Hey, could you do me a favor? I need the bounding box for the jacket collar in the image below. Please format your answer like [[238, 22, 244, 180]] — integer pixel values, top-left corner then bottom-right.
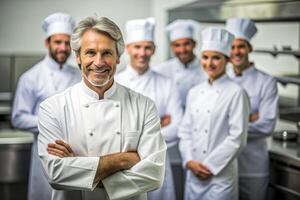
[[125, 64, 152, 80], [45, 54, 69, 71], [205, 73, 229, 89], [80, 79, 117, 101], [175, 56, 199, 70]]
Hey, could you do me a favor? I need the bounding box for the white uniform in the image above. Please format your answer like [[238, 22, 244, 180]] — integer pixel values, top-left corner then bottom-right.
[[227, 65, 278, 200], [152, 57, 207, 108], [115, 65, 183, 200], [11, 55, 81, 200], [178, 74, 250, 200], [38, 81, 167, 200]]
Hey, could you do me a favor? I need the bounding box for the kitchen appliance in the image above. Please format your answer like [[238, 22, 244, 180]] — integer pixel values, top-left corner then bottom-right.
[[0, 130, 33, 200], [273, 130, 299, 141]]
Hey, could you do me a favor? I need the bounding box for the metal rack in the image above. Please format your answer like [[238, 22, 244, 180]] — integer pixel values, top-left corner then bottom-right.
[[254, 48, 300, 122]]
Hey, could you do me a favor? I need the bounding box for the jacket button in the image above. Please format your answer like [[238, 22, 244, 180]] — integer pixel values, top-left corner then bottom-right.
[[203, 150, 206, 154], [204, 129, 208, 133], [84, 104, 89, 108], [115, 104, 119, 108], [192, 148, 196, 152], [116, 131, 120, 135], [89, 132, 93, 136]]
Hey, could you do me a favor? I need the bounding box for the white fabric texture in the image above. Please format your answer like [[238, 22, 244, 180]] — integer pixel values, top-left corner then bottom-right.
[[201, 27, 234, 57], [226, 18, 257, 42], [38, 81, 167, 200], [178, 74, 250, 200], [125, 18, 155, 44], [11, 55, 81, 200], [227, 65, 278, 178], [166, 19, 199, 42], [115, 65, 183, 200], [152, 57, 207, 108], [42, 12, 75, 38]]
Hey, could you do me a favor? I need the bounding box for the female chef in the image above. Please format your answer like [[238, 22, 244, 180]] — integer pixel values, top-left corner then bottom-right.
[[178, 27, 250, 200]]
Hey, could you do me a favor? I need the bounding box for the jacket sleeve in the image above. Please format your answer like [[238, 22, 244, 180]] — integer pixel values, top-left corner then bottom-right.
[[12, 75, 39, 133], [102, 99, 167, 200], [248, 78, 278, 137], [38, 99, 99, 191], [203, 90, 250, 175], [178, 91, 194, 168], [161, 82, 183, 148]]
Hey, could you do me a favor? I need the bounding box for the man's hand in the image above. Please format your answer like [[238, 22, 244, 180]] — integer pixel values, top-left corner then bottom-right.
[[47, 140, 75, 158], [95, 151, 140, 182], [160, 114, 171, 127], [249, 112, 259, 122], [186, 160, 213, 180]]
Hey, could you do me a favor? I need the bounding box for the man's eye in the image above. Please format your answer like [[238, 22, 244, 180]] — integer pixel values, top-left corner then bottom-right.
[[103, 51, 112, 56], [86, 51, 96, 56]]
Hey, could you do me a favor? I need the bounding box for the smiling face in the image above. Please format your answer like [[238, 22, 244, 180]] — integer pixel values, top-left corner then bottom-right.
[[76, 30, 120, 88], [46, 34, 71, 65], [230, 38, 251, 70], [170, 38, 195, 64], [126, 41, 155, 74], [201, 51, 228, 82]]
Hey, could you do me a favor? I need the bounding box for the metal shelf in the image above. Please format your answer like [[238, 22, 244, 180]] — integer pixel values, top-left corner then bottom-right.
[[254, 48, 300, 59], [276, 75, 300, 86]]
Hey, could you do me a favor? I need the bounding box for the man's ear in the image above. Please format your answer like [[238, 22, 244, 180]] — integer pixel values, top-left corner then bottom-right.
[[151, 42, 156, 54], [125, 44, 131, 54], [247, 42, 253, 53], [45, 37, 50, 48], [116, 57, 120, 64], [76, 53, 82, 69]]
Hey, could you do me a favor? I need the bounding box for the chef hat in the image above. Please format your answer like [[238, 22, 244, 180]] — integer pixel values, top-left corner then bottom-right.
[[166, 19, 199, 42], [201, 27, 234, 57], [226, 18, 257, 42], [125, 18, 155, 44], [42, 12, 75, 38]]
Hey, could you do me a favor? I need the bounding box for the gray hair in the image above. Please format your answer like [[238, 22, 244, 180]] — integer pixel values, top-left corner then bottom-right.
[[71, 16, 124, 57]]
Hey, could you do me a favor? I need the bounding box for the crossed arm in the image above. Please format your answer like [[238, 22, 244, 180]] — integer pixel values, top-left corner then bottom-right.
[[47, 140, 140, 184]]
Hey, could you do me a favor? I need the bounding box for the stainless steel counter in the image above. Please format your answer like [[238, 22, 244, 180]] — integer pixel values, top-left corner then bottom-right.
[[268, 138, 300, 167]]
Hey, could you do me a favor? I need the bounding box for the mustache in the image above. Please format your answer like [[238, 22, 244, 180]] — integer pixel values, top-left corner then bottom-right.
[[86, 64, 111, 72]]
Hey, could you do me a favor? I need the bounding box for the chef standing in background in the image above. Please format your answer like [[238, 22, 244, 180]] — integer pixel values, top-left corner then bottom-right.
[[179, 27, 250, 200], [11, 12, 81, 200], [226, 18, 279, 200], [115, 17, 183, 200], [152, 19, 207, 108]]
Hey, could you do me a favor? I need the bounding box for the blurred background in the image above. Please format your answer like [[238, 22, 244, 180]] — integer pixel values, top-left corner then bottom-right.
[[1, 0, 300, 199]]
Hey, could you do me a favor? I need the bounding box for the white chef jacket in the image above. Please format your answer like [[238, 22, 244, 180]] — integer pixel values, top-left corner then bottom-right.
[[115, 65, 183, 147], [11, 55, 81, 200], [115, 65, 183, 200], [12, 55, 81, 133], [152, 57, 207, 108], [38, 80, 167, 200], [178, 74, 250, 200], [227, 65, 278, 177]]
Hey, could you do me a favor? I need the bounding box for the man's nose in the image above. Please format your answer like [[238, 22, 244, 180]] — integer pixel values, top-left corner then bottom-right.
[[139, 48, 147, 57], [59, 43, 69, 51], [94, 54, 105, 66]]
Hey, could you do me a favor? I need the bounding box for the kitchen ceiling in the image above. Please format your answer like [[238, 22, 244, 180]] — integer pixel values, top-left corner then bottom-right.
[[169, 0, 300, 22]]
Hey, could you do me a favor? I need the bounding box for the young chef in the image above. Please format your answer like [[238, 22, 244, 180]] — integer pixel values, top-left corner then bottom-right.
[[226, 18, 279, 200], [115, 17, 183, 200], [178, 27, 250, 200]]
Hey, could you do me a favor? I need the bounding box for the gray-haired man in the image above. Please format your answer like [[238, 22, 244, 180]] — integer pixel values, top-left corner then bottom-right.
[[38, 16, 166, 200]]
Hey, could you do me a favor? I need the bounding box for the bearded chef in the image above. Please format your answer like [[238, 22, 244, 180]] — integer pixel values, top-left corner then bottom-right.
[[11, 12, 81, 200], [152, 19, 207, 108]]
